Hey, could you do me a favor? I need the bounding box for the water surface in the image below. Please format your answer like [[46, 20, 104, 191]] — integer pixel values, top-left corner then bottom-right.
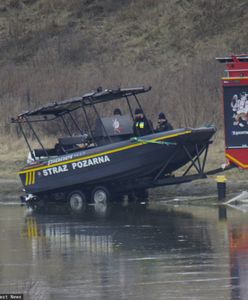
[[0, 199, 248, 299]]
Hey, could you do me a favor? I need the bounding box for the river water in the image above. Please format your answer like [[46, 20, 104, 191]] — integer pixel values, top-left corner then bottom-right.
[[0, 199, 248, 300]]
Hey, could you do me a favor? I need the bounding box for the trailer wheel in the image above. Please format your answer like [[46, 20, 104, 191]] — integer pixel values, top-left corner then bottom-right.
[[91, 186, 111, 218], [67, 190, 87, 215]]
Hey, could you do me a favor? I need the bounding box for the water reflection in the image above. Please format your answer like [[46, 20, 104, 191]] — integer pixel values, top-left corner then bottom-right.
[[24, 216, 113, 256], [1, 203, 248, 299], [229, 225, 248, 300], [219, 205, 227, 221], [20, 207, 215, 299], [23, 207, 212, 255]]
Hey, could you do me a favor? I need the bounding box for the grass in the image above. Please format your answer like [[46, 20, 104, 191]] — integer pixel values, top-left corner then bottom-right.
[[0, 135, 57, 179], [0, 0, 247, 67], [0, 137, 26, 179]]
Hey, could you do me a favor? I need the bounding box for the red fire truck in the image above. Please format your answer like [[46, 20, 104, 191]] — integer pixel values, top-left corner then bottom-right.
[[217, 54, 248, 169]]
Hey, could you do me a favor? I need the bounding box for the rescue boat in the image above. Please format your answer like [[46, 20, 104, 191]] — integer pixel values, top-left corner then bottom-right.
[[12, 86, 216, 216]]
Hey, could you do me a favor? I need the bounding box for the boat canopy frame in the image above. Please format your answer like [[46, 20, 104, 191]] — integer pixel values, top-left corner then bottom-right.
[[11, 86, 152, 160]]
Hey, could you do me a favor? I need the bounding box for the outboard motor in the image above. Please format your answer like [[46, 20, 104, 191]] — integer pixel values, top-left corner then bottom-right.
[[217, 54, 248, 169]]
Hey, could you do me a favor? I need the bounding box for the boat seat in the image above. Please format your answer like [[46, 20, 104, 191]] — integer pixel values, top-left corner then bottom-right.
[[56, 135, 91, 154], [33, 148, 57, 157], [28, 148, 57, 162]]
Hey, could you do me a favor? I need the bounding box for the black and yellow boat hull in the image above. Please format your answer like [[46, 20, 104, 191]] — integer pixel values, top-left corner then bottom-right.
[[19, 127, 215, 195]]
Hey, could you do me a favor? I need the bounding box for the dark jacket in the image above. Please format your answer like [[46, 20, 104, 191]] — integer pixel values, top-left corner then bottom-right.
[[156, 121, 173, 132], [133, 117, 153, 136]]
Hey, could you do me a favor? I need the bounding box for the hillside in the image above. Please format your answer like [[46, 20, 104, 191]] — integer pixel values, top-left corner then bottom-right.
[[0, 0, 248, 136]]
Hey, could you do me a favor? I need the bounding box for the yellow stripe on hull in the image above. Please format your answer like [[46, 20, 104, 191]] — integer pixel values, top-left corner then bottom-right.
[[25, 171, 36, 186], [19, 130, 192, 175]]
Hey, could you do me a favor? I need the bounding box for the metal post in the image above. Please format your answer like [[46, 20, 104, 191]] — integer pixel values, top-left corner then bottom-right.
[[89, 97, 112, 143], [218, 205, 227, 221], [194, 144, 202, 172], [125, 96, 134, 121], [201, 143, 209, 173], [182, 144, 208, 176], [26, 118, 48, 156], [182, 145, 201, 174], [81, 105, 96, 144], [60, 115, 72, 136], [216, 176, 227, 201], [68, 111, 84, 135], [153, 146, 180, 182], [18, 122, 36, 160]]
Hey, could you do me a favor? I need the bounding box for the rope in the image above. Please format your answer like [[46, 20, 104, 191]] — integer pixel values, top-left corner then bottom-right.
[[130, 137, 176, 146]]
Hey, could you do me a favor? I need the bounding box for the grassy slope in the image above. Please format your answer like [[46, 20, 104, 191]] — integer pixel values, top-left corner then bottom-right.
[[0, 0, 247, 67], [0, 0, 246, 125]]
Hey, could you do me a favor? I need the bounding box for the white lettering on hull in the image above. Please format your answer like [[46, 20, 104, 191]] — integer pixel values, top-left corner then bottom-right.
[[42, 155, 111, 176], [72, 155, 110, 170], [43, 164, 68, 176]]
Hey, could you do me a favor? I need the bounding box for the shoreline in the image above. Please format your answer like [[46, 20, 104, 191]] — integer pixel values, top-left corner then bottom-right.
[[0, 178, 22, 201], [1, 176, 247, 204]]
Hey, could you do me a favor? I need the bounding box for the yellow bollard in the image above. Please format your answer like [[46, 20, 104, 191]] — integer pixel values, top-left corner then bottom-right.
[[216, 175, 227, 201]]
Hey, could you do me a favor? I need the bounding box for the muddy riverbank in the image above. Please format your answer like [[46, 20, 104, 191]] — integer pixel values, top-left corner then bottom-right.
[[0, 178, 22, 201]]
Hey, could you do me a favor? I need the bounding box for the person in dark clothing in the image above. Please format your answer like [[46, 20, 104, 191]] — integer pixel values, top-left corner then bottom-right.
[[113, 108, 122, 116], [156, 112, 173, 132], [133, 108, 153, 136]]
